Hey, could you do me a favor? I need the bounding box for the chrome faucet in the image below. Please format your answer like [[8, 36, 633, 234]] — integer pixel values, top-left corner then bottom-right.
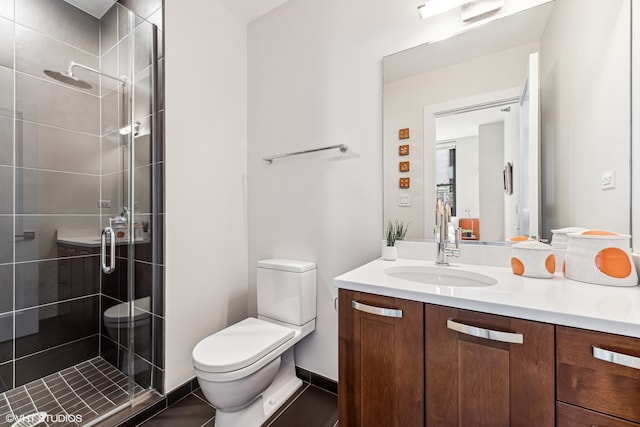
[[435, 197, 461, 266]]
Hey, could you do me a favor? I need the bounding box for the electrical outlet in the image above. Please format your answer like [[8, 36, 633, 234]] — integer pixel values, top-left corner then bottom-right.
[[98, 200, 112, 208]]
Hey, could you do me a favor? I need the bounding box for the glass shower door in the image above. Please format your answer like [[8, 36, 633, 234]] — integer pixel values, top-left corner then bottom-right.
[[0, 0, 161, 423]]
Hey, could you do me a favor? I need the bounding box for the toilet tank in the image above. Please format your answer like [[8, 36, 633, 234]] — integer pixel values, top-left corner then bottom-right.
[[257, 259, 316, 326]]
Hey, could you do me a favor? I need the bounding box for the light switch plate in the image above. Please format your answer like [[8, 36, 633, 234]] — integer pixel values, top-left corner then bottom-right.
[[398, 194, 411, 207], [601, 170, 615, 190]]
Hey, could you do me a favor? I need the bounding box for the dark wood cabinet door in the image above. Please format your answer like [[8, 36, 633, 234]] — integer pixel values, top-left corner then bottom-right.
[[338, 289, 424, 427], [556, 326, 640, 424], [425, 304, 554, 427]]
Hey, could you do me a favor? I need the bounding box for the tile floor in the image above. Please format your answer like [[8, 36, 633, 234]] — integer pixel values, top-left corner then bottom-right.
[[0, 357, 143, 427], [136, 383, 338, 427]]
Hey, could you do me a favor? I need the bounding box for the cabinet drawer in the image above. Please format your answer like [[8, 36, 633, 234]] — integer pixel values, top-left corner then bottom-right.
[[557, 402, 640, 427], [557, 326, 640, 423]]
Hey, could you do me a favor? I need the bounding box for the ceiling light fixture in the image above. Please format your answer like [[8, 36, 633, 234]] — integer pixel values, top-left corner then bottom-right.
[[417, 0, 470, 20]]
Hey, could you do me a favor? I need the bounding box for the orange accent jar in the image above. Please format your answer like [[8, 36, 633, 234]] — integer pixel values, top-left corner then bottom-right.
[[564, 230, 638, 287], [510, 241, 555, 279]]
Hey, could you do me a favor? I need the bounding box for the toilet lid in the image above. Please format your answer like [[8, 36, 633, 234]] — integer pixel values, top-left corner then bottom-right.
[[104, 297, 151, 324], [193, 318, 295, 373]]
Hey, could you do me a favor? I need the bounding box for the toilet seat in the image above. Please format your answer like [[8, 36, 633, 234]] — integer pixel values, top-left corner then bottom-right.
[[193, 318, 294, 374]]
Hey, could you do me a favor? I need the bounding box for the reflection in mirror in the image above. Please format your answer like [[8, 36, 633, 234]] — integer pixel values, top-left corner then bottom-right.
[[435, 101, 520, 241], [383, 0, 631, 243]]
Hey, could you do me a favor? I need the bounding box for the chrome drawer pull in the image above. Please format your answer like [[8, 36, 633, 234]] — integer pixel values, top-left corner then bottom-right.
[[352, 301, 403, 318], [447, 319, 523, 344], [592, 346, 640, 370]]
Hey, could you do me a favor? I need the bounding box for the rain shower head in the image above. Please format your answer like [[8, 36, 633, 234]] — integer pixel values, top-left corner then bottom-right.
[[43, 69, 93, 89], [43, 61, 127, 89]]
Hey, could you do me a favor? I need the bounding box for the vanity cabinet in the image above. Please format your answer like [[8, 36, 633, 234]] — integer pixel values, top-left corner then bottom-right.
[[556, 326, 640, 426], [338, 289, 424, 426], [424, 304, 555, 427], [338, 288, 639, 426], [57, 243, 100, 300]]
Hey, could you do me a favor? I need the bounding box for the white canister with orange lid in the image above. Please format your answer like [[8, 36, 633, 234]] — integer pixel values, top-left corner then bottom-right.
[[511, 241, 556, 279], [564, 230, 638, 287]]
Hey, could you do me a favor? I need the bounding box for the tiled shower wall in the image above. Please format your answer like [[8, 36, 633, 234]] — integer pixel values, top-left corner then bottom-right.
[[0, 0, 164, 394]]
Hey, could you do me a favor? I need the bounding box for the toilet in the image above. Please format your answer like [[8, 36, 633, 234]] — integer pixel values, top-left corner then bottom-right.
[[103, 296, 152, 373], [193, 259, 317, 427]]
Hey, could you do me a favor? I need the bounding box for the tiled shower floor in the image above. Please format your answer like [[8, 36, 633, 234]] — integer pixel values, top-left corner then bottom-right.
[[0, 357, 143, 427]]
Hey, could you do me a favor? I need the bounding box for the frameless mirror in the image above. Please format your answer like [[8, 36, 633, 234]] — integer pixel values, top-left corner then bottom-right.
[[383, 0, 631, 243]]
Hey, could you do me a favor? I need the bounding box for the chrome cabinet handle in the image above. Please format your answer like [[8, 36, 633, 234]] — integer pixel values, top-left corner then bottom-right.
[[352, 301, 403, 318], [101, 227, 116, 274], [592, 346, 640, 370], [447, 319, 523, 344]]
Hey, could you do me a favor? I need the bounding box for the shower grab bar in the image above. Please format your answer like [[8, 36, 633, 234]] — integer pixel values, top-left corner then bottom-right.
[[263, 144, 348, 164], [101, 227, 116, 274]]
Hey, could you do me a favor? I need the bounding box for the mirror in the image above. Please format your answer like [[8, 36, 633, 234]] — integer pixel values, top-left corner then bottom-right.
[[383, 0, 631, 243]]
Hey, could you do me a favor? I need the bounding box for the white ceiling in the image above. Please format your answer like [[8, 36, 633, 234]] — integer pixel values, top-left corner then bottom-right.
[[64, 0, 288, 22], [221, 0, 290, 22], [383, 2, 554, 83], [436, 102, 517, 141], [63, 0, 115, 18]]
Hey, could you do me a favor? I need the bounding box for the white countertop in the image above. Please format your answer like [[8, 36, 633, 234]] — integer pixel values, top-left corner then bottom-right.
[[333, 258, 640, 338], [57, 236, 150, 247]]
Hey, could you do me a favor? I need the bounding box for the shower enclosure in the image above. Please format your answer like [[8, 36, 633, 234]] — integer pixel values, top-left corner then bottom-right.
[[0, 0, 164, 424]]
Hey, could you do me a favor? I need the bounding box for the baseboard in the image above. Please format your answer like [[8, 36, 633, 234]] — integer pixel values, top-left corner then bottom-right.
[[295, 367, 338, 395]]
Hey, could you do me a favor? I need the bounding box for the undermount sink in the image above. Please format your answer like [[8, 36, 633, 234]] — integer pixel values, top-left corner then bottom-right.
[[384, 265, 497, 287]]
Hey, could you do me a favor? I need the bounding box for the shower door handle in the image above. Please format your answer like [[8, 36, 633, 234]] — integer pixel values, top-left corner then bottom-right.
[[101, 227, 116, 274]]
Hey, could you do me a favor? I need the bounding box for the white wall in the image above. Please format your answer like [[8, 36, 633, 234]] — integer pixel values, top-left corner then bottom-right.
[[478, 121, 505, 241], [247, 0, 547, 381], [454, 136, 480, 219], [540, 0, 630, 237], [164, 0, 248, 392]]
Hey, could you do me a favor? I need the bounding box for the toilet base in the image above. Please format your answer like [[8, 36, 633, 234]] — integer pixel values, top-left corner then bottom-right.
[[214, 348, 302, 427]]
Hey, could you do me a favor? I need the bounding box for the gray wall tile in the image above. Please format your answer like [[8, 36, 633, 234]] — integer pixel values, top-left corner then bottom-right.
[[16, 169, 100, 215], [147, 8, 162, 32], [0, 16, 13, 69], [134, 20, 153, 74], [134, 67, 151, 122], [0, 166, 13, 214], [102, 132, 123, 175], [101, 4, 118, 54], [15, 0, 99, 55], [101, 44, 118, 96], [15, 215, 99, 262], [133, 164, 151, 214], [134, 131, 151, 168], [0, 361, 13, 392], [0, 217, 12, 264], [0, 66, 14, 118], [118, 3, 131, 42], [101, 87, 121, 135], [16, 73, 99, 134], [101, 172, 124, 216], [15, 296, 99, 357], [0, 264, 12, 314], [15, 23, 99, 96], [0, 314, 12, 362], [118, 35, 130, 79], [17, 120, 100, 174], [0, 115, 13, 166]]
